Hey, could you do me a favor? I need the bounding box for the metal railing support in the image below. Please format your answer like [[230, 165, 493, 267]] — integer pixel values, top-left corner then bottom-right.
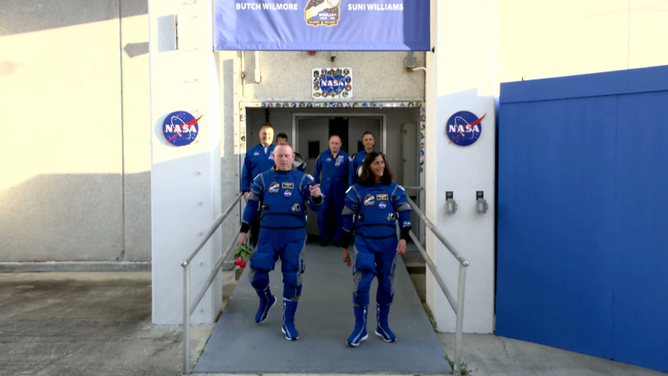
[[405, 193, 470, 376], [403, 186, 424, 244], [408, 231, 458, 311], [182, 261, 191, 373], [181, 192, 243, 375], [455, 263, 467, 374], [180, 189, 469, 375], [190, 236, 237, 314]]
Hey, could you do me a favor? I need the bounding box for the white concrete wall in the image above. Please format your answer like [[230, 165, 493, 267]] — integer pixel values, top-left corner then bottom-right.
[[241, 51, 426, 100], [0, 0, 151, 263], [424, 0, 497, 333], [496, 0, 668, 88], [425, 89, 496, 334], [122, 2, 153, 261], [149, 0, 225, 325]]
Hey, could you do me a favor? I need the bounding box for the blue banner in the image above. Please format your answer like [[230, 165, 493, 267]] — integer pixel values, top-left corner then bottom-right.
[[214, 0, 430, 51]]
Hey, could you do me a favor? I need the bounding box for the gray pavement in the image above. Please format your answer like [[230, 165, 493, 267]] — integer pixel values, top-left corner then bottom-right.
[[1, 267, 666, 376]]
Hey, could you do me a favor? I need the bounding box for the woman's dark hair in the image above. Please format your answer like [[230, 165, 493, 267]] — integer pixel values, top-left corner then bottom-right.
[[357, 151, 393, 186]]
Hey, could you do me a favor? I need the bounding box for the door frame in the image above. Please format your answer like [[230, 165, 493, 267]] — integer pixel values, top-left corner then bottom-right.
[[238, 101, 427, 245], [292, 113, 387, 154]]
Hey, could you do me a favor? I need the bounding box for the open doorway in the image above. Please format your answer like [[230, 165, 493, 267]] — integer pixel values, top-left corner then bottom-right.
[[244, 106, 421, 239], [295, 114, 382, 175], [295, 114, 382, 237]]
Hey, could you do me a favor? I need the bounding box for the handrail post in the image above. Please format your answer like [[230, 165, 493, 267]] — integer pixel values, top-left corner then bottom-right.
[[179, 192, 243, 375], [404, 193, 469, 376], [182, 261, 191, 375], [453, 263, 467, 376]]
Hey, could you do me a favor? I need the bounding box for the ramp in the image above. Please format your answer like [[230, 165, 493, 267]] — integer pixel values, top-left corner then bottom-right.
[[193, 244, 451, 374]]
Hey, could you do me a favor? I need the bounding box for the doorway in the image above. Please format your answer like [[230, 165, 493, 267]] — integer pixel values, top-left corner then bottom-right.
[[295, 114, 383, 236], [244, 106, 421, 239]]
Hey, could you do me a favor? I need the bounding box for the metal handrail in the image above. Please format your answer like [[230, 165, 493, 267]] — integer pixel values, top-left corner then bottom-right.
[[179, 189, 468, 375], [404, 190, 469, 376], [181, 192, 243, 375], [402, 186, 424, 244]]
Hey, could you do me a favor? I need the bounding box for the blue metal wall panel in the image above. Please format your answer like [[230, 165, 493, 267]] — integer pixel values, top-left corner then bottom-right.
[[497, 97, 617, 358], [497, 65, 668, 373], [613, 91, 668, 371], [500, 65, 668, 104]]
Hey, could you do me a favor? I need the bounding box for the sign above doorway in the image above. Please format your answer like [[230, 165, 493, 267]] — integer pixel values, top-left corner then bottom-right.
[[214, 0, 430, 51], [313, 68, 352, 100]]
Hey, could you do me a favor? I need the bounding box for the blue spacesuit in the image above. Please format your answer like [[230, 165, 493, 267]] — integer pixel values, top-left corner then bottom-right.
[[240, 143, 276, 193], [348, 149, 374, 186], [313, 148, 350, 245], [342, 182, 411, 346], [240, 167, 323, 340]]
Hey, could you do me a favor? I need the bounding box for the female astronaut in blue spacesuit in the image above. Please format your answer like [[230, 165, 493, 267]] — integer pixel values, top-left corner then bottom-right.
[[341, 152, 412, 347]]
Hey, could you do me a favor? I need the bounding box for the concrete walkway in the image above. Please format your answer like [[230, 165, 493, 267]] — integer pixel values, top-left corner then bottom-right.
[[1, 268, 666, 376], [195, 247, 450, 374]]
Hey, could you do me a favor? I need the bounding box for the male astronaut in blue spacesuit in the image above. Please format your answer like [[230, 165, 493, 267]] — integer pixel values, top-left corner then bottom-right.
[[340, 151, 411, 347], [275, 132, 307, 172], [241, 123, 276, 201], [313, 134, 349, 246], [237, 143, 323, 340], [348, 131, 376, 186]]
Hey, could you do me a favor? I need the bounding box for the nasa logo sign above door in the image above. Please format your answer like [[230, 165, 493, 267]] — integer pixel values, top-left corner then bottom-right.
[[445, 111, 486, 146]]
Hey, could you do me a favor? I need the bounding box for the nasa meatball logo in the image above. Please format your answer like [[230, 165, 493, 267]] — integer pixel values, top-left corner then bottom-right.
[[446, 111, 486, 146], [162, 111, 202, 146], [378, 202, 387, 210]]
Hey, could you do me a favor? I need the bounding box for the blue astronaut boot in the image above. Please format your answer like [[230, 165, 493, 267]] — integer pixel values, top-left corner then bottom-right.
[[375, 304, 396, 342], [281, 298, 299, 340], [346, 305, 368, 347], [254, 287, 277, 324]]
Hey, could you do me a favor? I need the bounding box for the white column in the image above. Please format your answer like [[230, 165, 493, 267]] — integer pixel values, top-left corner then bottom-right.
[[149, 0, 223, 325], [424, 0, 497, 333]]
